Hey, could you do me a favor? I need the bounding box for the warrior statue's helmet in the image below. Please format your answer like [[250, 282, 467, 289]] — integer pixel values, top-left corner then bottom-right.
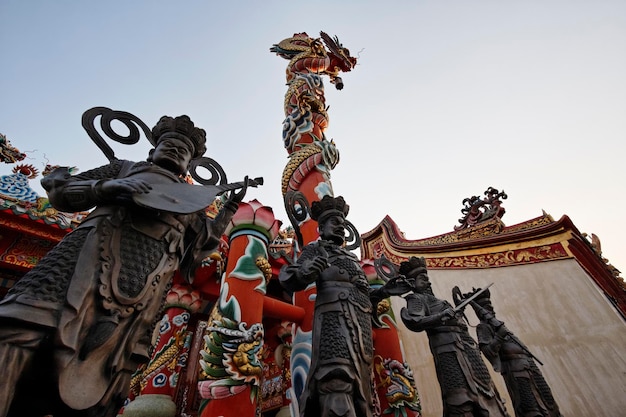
[[151, 115, 207, 159], [399, 256, 428, 277], [310, 195, 349, 225]]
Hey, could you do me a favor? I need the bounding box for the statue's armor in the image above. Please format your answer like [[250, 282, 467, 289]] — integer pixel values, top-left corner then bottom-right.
[[421, 294, 494, 397], [280, 240, 374, 417], [401, 292, 509, 417], [314, 243, 373, 365], [477, 323, 561, 417], [7, 228, 89, 306]]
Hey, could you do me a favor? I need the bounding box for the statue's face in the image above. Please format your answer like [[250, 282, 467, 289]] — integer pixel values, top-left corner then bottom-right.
[[319, 214, 345, 245], [408, 268, 431, 293], [151, 138, 193, 175]]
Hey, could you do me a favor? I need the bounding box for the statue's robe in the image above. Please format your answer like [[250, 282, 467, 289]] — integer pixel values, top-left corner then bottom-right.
[[0, 160, 223, 416]]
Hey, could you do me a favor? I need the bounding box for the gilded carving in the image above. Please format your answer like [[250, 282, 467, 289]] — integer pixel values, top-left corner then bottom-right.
[[0, 235, 55, 268], [427, 244, 569, 269]]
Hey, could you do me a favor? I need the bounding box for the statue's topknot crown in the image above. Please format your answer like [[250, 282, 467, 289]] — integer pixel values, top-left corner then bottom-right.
[[399, 256, 428, 276], [151, 115, 207, 159], [310, 195, 349, 224]]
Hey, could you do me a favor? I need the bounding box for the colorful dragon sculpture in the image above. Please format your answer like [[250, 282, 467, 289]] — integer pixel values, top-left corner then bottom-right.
[[375, 356, 422, 417], [271, 32, 358, 245], [198, 313, 265, 404], [270, 31, 357, 91]]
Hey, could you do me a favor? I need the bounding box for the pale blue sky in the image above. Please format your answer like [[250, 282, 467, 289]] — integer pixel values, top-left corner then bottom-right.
[[1, 1, 625, 272]]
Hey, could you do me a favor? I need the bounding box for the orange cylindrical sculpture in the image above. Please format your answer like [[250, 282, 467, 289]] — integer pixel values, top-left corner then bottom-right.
[[198, 200, 280, 417]]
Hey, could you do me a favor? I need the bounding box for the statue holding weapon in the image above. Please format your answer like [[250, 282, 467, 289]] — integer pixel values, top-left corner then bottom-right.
[[377, 256, 510, 417], [0, 108, 259, 417], [457, 287, 563, 417]]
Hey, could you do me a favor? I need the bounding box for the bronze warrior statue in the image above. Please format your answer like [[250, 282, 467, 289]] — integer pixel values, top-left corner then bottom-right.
[[467, 288, 562, 417], [279, 195, 376, 417], [381, 256, 510, 417], [0, 115, 247, 417]]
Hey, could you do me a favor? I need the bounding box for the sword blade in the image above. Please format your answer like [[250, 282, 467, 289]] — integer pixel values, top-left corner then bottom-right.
[[453, 282, 494, 312]]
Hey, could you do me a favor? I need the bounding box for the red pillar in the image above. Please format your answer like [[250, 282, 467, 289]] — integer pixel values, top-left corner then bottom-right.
[[363, 260, 422, 417], [198, 200, 281, 417]]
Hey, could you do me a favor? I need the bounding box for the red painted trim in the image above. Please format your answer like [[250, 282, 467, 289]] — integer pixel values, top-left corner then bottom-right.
[[0, 210, 69, 241]]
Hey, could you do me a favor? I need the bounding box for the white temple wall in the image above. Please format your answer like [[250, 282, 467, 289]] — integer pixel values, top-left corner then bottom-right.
[[392, 258, 626, 416]]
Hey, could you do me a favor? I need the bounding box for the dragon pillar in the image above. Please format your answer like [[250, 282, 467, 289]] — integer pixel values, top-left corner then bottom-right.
[[271, 31, 356, 247], [272, 32, 422, 417], [272, 31, 359, 414]]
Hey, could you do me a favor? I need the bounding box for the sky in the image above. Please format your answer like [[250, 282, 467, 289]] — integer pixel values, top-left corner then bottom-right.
[[1, 1, 625, 273]]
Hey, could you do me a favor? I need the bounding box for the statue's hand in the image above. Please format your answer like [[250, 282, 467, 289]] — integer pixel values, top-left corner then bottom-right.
[[300, 257, 327, 282], [441, 307, 457, 322], [382, 276, 413, 296], [225, 175, 248, 211], [97, 178, 152, 200]]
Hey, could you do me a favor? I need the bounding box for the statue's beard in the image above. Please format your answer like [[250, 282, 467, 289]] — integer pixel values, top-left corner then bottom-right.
[[320, 230, 345, 246]]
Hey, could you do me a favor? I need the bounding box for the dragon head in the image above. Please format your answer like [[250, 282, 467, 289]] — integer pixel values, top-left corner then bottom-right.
[[320, 31, 357, 71], [320, 31, 357, 90]]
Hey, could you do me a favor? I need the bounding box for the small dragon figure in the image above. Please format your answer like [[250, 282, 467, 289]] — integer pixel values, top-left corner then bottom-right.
[[375, 356, 422, 417], [0, 133, 26, 164], [198, 314, 264, 401]]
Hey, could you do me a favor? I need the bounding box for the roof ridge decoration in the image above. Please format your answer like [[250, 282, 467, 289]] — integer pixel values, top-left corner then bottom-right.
[[0, 164, 87, 230], [360, 213, 561, 262], [454, 187, 507, 231], [586, 232, 624, 287], [1, 165, 40, 203], [0, 133, 27, 164]]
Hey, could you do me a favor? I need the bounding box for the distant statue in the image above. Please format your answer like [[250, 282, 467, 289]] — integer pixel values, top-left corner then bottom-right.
[[0, 115, 249, 417], [464, 287, 562, 417], [383, 256, 510, 417], [279, 195, 376, 417]]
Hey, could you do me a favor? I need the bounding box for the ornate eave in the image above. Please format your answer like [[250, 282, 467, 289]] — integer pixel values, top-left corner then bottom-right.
[[361, 213, 556, 260], [0, 197, 86, 240], [0, 195, 87, 278], [361, 213, 626, 317]]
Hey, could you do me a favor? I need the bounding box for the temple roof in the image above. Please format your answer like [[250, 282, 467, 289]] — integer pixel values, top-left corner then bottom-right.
[[360, 213, 626, 317]]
